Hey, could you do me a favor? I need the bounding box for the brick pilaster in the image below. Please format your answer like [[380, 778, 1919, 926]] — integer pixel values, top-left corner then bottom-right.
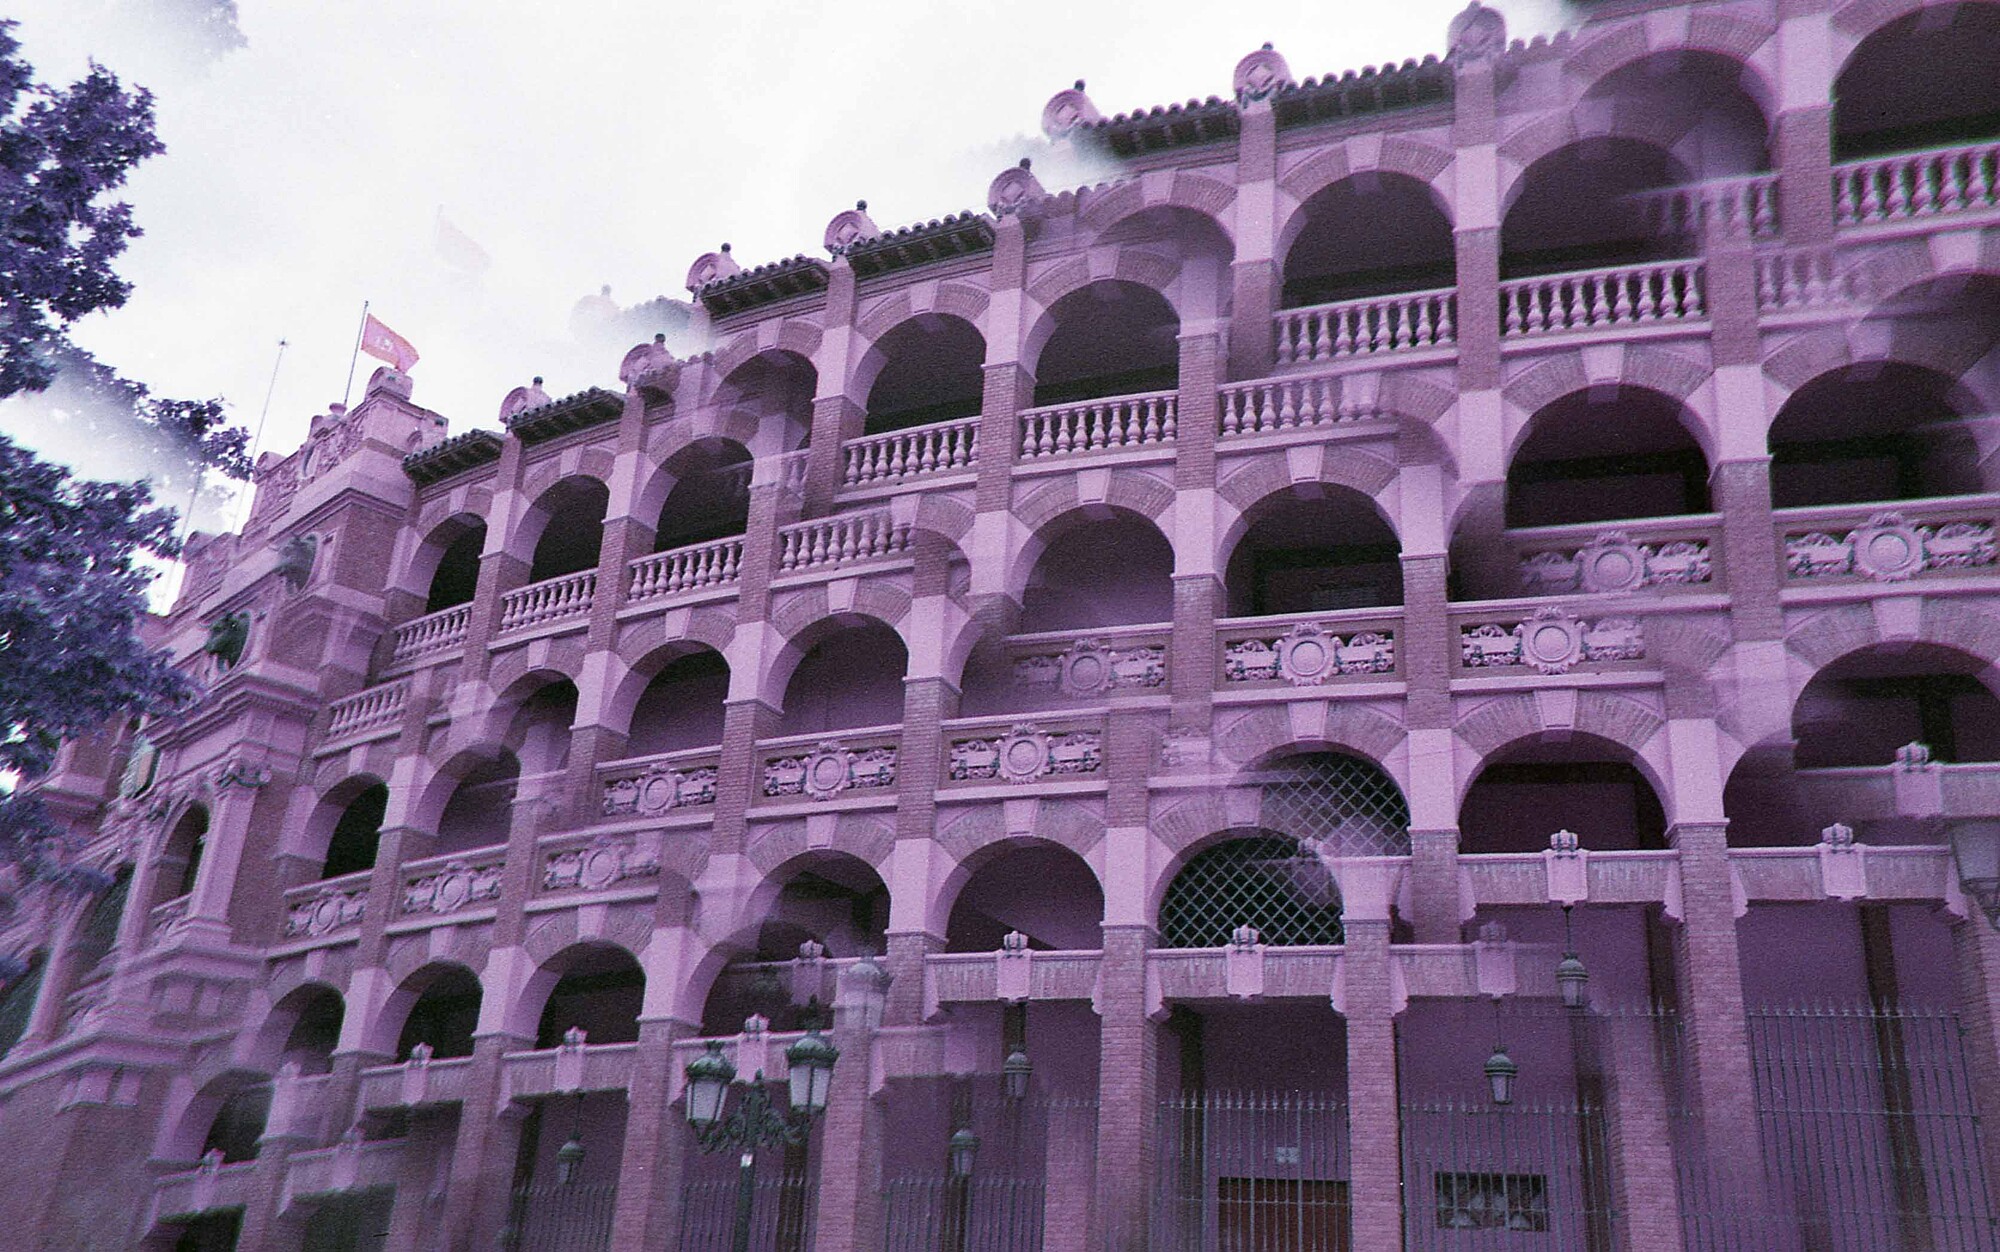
[[803, 261, 860, 518], [459, 434, 529, 688], [1408, 828, 1462, 945], [608, 1016, 699, 1249], [1229, 99, 1279, 382], [1664, 822, 1763, 1176], [811, 969, 889, 1252], [1777, 106, 1836, 247], [1093, 923, 1159, 1252], [1596, 1013, 1685, 1252], [1342, 918, 1403, 1251], [1169, 573, 1220, 727], [708, 699, 781, 858], [1712, 460, 1784, 643], [438, 1031, 533, 1252], [1949, 916, 2000, 1215]]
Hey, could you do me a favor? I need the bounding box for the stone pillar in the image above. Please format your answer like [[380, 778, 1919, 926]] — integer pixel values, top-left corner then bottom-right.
[[382, 1111, 454, 1252], [1664, 822, 1763, 1176], [1407, 829, 1462, 944], [710, 699, 781, 859], [811, 959, 890, 1252], [234, 1065, 315, 1252], [1229, 99, 1279, 381], [437, 1031, 534, 1252], [1341, 918, 1403, 1252], [1402, 547, 1460, 943], [1949, 916, 2000, 1215], [1451, 52, 1503, 393], [1093, 923, 1159, 1252], [183, 767, 272, 943], [608, 1016, 698, 1249]]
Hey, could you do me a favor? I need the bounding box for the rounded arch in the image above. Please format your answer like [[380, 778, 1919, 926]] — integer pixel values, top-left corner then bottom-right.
[[1241, 748, 1414, 858], [1575, 50, 1774, 179], [771, 614, 910, 736], [1278, 171, 1456, 308], [416, 746, 521, 856], [1456, 732, 1670, 853], [158, 1069, 271, 1164], [376, 961, 483, 1061], [855, 312, 987, 435], [305, 776, 387, 881], [157, 802, 209, 906], [512, 474, 610, 582], [1219, 484, 1404, 617], [504, 675, 579, 778], [1015, 504, 1176, 633], [1833, 1, 2000, 161], [409, 512, 486, 614], [1501, 138, 1694, 278], [636, 436, 753, 555], [695, 850, 890, 1035], [939, 838, 1105, 953], [1768, 360, 1989, 507], [248, 982, 345, 1075], [1506, 386, 1713, 528], [609, 643, 730, 755], [1792, 641, 2000, 770], [711, 347, 816, 452], [1156, 831, 1344, 949], [515, 941, 645, 1048], [1024, 279, 1182, 406]]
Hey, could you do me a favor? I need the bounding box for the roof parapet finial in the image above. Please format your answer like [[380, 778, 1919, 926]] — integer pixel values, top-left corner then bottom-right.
[[1447, 0, 1507, 63], [824, 200, 881, 257], [1043, 81, 1101, 139], [989, 157, 1047, 217], [686, 243, 742, 293], [1234, 42, 1291, 103]]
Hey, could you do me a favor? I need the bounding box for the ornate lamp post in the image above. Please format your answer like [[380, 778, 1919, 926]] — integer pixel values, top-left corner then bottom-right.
[[683, 1029, 840, 1252]]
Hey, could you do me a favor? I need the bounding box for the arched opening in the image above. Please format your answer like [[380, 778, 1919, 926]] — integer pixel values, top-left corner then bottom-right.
[[944, 843, 1103, 953], [1579, 51, 1772, 179], [526, 478, 610, 583], [1224, 487, 1403, 616], [778, 620, 908, 736], [1507, 388, 1711, 527], [394, 964, 482, 1061], [1282, 173, 1455, 307], [1501, 139, 1693, 278], [1833, 3, 2000, 161], [626, 649, 730, 757], [1160, 834, 1342, 948], [435, 751, 520, 857], [861, 314, 986, 434], [1254, 750, 1412, 857], [507, 679, 578, 778], [533, 944, 644, 1048], [1458, 738, 1668, 854], [1769, 362, 1984, 508], [653, 440, 751, 553], [1030, 280, 1180, 406], [1019, 509, 1175, 633], [68, 868, 129, 985], [271, 985, 344, 1074], [715, 349, 816, 451], [423, 519, 486, 614], [701, 853, 889, 1035], [1793, 644, 2000, 769], [202, 1082, 272, 1164], [164, 804, 210, 902], [320, 783, 386, 880], [0, 953, 45, 1058]]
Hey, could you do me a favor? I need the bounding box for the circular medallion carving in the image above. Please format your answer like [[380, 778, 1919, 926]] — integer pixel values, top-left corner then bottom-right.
[[1579, 537, 1645, 593]]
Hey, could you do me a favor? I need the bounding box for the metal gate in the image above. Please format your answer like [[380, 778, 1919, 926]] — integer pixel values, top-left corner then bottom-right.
[[881, 1177, 1048, 1252], [502, 1182, 617, 1252], [1153, 1090, 1353, 1252], [677, 1174, 816, 1252], [1400, 1100, 1616, 1251]]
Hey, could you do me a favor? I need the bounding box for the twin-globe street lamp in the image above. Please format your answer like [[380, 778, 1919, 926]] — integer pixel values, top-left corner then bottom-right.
[[683, 1030, 841, 1252]]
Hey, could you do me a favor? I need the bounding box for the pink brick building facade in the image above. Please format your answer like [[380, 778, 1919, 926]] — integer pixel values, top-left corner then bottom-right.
[[9, 0, 2000, 1247]]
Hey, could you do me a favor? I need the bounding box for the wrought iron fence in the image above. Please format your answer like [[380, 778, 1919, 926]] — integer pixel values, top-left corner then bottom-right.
[[677, 1173, 815, 1252], [502, 1181, 616, 1252], [1401, 1099, 1616, 1251], [882, 1176, 1048, 1252], [1152, 1089, 1353, 1252]]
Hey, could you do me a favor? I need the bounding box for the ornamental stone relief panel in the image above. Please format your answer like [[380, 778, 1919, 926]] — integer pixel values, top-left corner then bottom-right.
[[763, 741, 899, 800], [1519, 531, 1712, 595], [1222, 623, 1396, 685], [1786, 512, 1996, 582], [403, 859, 503, 916], [542, 837, 660, 893], [1461, 607, 1646, 675], [1013, 639, 1166, 697], [948, 724, 1104, 782], [285, 885, 366, 938], [600, 763, 719, 817]]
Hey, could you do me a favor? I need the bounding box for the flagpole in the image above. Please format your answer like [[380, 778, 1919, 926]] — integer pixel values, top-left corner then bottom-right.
[[342, 299, 370, 408], [231, 338, 289, 529]]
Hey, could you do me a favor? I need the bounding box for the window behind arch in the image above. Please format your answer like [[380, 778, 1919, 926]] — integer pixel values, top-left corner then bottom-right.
[[1258, 752, 1412, 857], [1160, 836, 1343, 949]]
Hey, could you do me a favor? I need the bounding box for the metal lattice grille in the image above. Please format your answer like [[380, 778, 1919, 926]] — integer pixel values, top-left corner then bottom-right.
[[1160, 836, 1342, 948], [1258, 752, 1411, 857]]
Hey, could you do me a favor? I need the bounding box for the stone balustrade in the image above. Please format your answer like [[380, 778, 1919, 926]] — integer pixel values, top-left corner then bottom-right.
[[758, 727, 901, 803], [1508, 516, 1720, 596], [323, 678, 410, 743], [150, 1157, 259, 1225], [500, 1037, 639, 1099], [1756, 246, 1874, 314], [1634, 172, 1781, 239], [842, 415, 978, 488], [497, 568, 596, 632], [626, 537, 742, 601], [1501, 258, 1706, 337], [150, 894, 192, 937], [283, 1136, 407, 1205], [942, 715, 1106, 787], [1018, 389, 1177, 459], [776, 509, 912, 574], [283, 872, 369, 940], [356, 1051, 475, 1111], [1216, 611, 1399, 686], [1834, 139, 2000, 228], [1273, 286, 1456, 366], [925, 949, 1103, 1006], [1218, 373, 1382, 439], [388, 603, 470, 665], [1779, 496, 1999, 585], [1458, 848, 1680, 909]]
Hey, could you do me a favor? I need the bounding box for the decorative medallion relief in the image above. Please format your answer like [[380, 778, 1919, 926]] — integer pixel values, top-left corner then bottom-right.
[[1786, 513, 1996, 582], [285, 885, 366, 938], [543, 838, 660, 893], [949, 724, 1103, 783], [1013, 639, 1165, 697], [403, 860, 503, 915], [601, 764, 718, 817], [1519, 531, 1711, 595], [1461, 607, 1645, 675], [1222, 623, 1395, 685], [763, 741, 898, 801]]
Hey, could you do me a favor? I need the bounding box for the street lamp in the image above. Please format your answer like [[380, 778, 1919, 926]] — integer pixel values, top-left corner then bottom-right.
[[555, 1093, 587, 1185], [1556, 904, 1590, 1011], [1002, 1048, 1033, 1101], [947, 1127, 980, 1179], [1484, 998, 1517, 1106], [1950, 819, 2000, 930], [682, 1029, 841, 1252]]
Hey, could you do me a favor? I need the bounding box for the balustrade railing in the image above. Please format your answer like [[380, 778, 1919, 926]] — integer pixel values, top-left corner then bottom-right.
[[595, 746, 721, 819], [1018, 389, 1177, 459], [324, 678, 410, 742], [1634, 172, 1781, 238], [626, 536, 742, 601], [1273, 286, 1456, 366], [497, 569, 595, 632], [1507, 516, 1721, 597], [389, 603, 470, 665], [1501, 259, 1705, 337], [1834, 139, 2000, 227], [1756, 247, 1874, 314], [1779, 494, 1999, 586], [842, 416, 978, 487], [776, 510, 911, 573], [1218, 374, 1382, 438]]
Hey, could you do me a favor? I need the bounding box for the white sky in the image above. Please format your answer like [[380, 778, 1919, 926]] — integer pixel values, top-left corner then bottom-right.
[[0, 0, 1569, 507]]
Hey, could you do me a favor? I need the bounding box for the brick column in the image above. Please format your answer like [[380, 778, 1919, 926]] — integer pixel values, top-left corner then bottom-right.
[[1596, 1013, 1685, 1252], [608, 1016, 698, 1248], [1342, 918, 1403, 1251], [710, 699, 781, 859], [811, 960, 890, 1252], [1229, 99, 1279, 382], [460, 434, 529, 688], [437, 1031, 534, 1252], [1712, 459, 1784, 642], [1777, 106, 1835, 246], [1093, 923, 1160, 1252], [1950, 916, 2000, 1214], [1171, 329, 1222, 731], [382, 1110, 455, 1252], [1663, 822, 1762, 1176], [1402, 549, 1461, 943], [803, 260, 860, 518]]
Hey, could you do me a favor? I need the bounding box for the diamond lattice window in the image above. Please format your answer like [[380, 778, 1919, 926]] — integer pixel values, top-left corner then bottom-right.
[[1159, 836, 1343, 948], [1257, 752, 1411, 857]]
